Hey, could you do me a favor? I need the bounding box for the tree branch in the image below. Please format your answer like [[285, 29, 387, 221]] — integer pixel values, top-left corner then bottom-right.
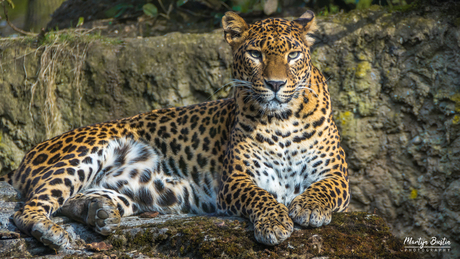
[[1, 1, 38, 36]]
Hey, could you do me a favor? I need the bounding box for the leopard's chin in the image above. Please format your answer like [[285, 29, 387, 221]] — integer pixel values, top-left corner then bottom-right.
[[257, 100, 291, 116]]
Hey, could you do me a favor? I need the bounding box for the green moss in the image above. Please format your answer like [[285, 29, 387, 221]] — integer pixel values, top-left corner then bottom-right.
[[450, 93, 460, 112], [101, 213, 417, 258], [385, 0, 420, 13], [110, 234, 126, 249], [336, 111, 357, 139], [13, 29, 123, 47], [356, 61, 371, 79], [356, 0, 373, 10], [0, 195, 20, 202], [453, 115, 460, 125], [337, 111, 354, 126], [409, 188, 418, 199], [38, 30, 124, 46]]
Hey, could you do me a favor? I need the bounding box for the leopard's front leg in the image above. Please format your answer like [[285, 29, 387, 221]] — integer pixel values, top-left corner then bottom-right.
[[289, 175, 350, 228], [218, 160, 294, 245]]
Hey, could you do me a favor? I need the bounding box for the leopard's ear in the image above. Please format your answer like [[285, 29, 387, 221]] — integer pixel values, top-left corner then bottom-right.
[[294, 10, 316, 32], [222, 12, 249, 49], [293, 10, 317, 46]]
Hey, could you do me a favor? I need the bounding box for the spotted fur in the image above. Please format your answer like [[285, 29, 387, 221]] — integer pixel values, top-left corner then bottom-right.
[[0, 10, 349, 249]]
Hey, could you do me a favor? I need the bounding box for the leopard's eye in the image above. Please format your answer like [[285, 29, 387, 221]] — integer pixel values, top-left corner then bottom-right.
[[288, 51, 301, 60], [248, 50, 262, 59]]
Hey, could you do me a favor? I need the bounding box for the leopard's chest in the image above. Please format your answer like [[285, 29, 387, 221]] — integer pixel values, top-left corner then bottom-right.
[[250, 145, 320, 206]]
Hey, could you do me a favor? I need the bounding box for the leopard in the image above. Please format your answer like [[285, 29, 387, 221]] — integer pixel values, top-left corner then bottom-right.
[[0, 10, 350, 250]]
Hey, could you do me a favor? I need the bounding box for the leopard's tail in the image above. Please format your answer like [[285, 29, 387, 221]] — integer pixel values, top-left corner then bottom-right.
[[0, 170, 14, 185]]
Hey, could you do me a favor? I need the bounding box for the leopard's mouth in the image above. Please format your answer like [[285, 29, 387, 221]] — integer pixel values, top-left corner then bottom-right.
[[256, 98, 291, 115], [252, 91, 294, 104], [238, 85, 296, 115], [272, 94, 293, 104]]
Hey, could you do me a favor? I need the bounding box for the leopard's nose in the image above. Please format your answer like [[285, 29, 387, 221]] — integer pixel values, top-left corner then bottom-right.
[[264, 80, 286, 93]]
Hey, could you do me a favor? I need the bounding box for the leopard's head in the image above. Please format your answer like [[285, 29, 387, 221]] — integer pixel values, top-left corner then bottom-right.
[[223, 11, 317, 115]]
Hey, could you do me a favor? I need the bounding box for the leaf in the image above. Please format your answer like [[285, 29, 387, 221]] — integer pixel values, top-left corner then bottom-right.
[[176, 0, 188, 7], [232, 5, 242, 12], [76, 17, 84, 27], [104, 4, 133, 18], [5, 0, 15, 9], [143, 3, 158, 17], [198, 0, 222, 10], [139, 211, 159, 218], [86, 242, 113, 252], [105, 7, 118, 18], [114, 9, 125, 18]]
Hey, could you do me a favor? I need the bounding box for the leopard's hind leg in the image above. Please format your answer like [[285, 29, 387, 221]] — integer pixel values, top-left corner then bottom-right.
[[12, 137, 161, 249], [1, 171, 71, 249], [11, 145, 103, 249], [59, 137, 164, 234]]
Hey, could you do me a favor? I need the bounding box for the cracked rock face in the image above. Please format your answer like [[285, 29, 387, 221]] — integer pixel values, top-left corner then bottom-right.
[[1, 2, 460, 258]]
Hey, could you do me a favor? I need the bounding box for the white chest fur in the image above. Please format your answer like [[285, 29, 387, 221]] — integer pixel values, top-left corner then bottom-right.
[[251, 142, 321, 206]]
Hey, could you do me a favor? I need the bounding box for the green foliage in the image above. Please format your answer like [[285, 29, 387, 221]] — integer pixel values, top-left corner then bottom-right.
[[37, 29, 123, 46], [76, 17, 84, 27], [59, 0, 417, 27], [143, 3, 158, 17], [356, 0, 373, 9], [176, 0, 189, 7], [104, 3, 134, 18], [0, 0, 27, 23], [231, 0, 263, 14], [317, 3, 341, 16], [386, 0, 418, 12], [1, 0, 15, 9]]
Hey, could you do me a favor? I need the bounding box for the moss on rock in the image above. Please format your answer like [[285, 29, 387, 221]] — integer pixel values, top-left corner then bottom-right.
[[99, 213, 416, 259]]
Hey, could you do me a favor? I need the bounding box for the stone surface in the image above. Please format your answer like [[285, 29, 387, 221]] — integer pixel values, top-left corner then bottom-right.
[[0, 179, 413, 258], [1, 2, 460, 258]]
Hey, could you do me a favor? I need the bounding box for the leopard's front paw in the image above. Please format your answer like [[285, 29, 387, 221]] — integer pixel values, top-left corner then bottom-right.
[[289, 196, 332, 228], [254, 205, 294, 245]]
